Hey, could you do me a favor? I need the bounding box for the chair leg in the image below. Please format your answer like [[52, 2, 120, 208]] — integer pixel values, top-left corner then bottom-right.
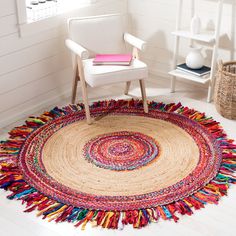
[[76, 57, 92, 125], [71, 77, 79, 105], [139, 79, 148, 113], [80, 80, 92, 125], [124, 81, 131, 95], [71, 61, 79, 104]]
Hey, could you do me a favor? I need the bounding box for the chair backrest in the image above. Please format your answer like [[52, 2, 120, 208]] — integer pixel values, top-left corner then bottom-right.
[[68, 14, 127, 58]]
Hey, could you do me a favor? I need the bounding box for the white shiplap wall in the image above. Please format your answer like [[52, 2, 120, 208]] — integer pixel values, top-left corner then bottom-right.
[[128, 0, 236, 78], [1, 0, 235, 128], [0, 0, 127, 128]]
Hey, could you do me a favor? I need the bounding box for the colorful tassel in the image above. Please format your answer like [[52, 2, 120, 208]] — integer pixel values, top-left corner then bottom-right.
[[0, 99, 235, 230]]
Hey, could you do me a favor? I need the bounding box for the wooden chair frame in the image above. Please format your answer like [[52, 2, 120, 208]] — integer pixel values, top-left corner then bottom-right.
[[66, 15, 148, 125], [71, 45, 148, 125]]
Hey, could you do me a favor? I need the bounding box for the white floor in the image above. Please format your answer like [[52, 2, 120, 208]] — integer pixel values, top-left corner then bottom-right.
[[0, 75, 236, 236]]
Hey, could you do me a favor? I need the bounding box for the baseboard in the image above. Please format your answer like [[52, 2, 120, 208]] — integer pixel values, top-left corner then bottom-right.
[[0, 87, 72, 129]]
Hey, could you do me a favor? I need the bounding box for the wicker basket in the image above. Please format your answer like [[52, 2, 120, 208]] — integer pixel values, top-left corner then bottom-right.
[[214, 60, 236, 120]]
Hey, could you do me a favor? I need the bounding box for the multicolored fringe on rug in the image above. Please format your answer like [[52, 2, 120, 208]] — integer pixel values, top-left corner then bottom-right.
[[0, 99, 236, 230]]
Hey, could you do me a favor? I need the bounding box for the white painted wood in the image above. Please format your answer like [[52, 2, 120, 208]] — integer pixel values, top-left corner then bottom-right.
[[18, 14, 63, 37], [0, 14, 18, 37], [169, 0, 224, 102], [128, 0, 236, 87], [17, 0, 127, 37], [0, 0, 233, 126], [0, 27, 65, 57], [0, 82, 72, 129], [171, 0, 183, 93], [16, 0, 27, 25], [0, 67, 72, 113], [0, 51, 71, 95], [169, 69, 211, 84], [0, 0, 128, 128], [0, 0, 15, 17], [0, 37, 66, 76], [172, 30, 216, 43], [207, 0, 223, 103]]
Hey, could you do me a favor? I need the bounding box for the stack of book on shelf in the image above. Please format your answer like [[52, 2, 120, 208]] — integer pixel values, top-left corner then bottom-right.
[[177, 63, 211, 77], [93, 54, 133, 66]]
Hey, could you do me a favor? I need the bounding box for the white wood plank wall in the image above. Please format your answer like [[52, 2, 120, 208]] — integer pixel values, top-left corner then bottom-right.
[[0, 0, 128, 128], [128, 0, 236, 77], [1, 0, 235, 128]]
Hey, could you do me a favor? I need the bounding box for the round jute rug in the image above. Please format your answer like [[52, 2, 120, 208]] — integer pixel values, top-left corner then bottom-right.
[[0, 100, 236, 230]]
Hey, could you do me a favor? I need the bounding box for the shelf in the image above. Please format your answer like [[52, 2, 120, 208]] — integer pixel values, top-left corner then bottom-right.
[[168, 69, 211, 84], [172, 30, 216, 43]]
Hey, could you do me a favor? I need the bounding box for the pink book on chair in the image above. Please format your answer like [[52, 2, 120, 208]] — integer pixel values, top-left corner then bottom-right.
[[93, 54, 133, 66]]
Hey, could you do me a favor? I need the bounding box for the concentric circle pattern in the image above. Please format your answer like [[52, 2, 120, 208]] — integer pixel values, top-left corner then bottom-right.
[[18, 106, 222, 211], [1, 100, 236, 229], [83, 131, 160, 171]]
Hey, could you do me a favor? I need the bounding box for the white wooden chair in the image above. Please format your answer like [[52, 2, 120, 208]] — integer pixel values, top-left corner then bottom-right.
[[65, 14, 148, 124]]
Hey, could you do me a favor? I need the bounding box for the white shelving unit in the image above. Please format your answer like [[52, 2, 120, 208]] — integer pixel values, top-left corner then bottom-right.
[[169, 70, 210, 84], [169, 0, 223, 103], [172, 30, 216, 43]]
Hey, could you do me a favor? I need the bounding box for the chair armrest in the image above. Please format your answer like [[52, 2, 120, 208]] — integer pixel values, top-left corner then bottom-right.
[[65, 39, 89, 60], [124, 33, 147, 51]]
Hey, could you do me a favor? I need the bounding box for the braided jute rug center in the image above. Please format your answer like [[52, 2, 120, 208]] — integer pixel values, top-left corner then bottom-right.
[[0, 100, 236, 230]]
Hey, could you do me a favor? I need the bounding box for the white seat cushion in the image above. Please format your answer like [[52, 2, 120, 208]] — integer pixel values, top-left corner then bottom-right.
[[83, 58, 148, 87]]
